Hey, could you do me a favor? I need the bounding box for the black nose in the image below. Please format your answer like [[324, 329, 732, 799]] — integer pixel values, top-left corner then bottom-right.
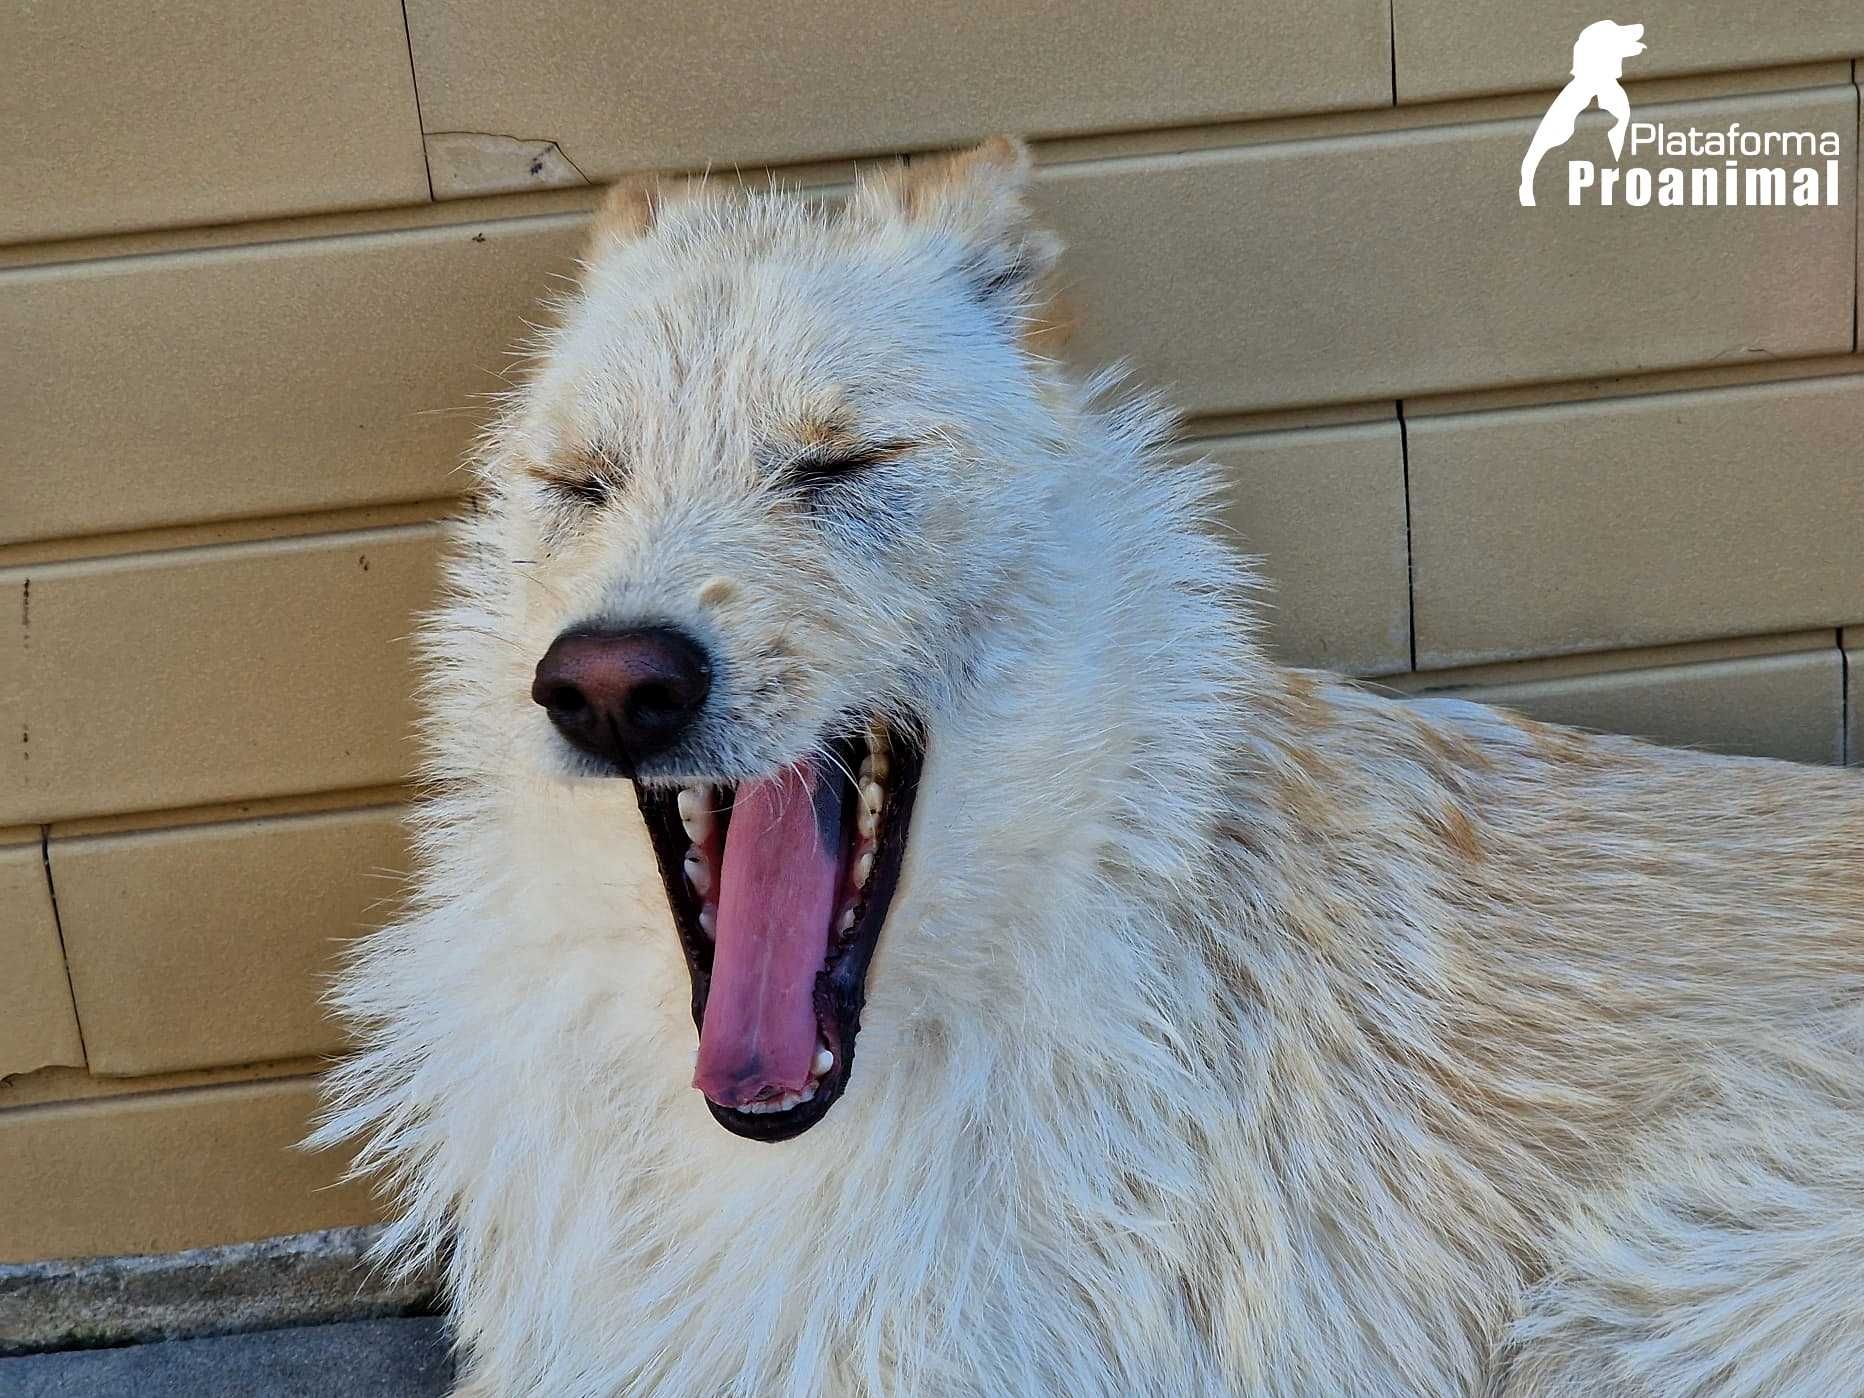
[[532, 627, 713, 774]]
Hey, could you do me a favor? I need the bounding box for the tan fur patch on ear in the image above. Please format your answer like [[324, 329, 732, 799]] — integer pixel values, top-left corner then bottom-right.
[[1021, 288, 1075, 354], [584, 175, 725, 262], [588, 179, 659, 254], [854, 136, 1065, 354], [889, 135, 1032, 219]]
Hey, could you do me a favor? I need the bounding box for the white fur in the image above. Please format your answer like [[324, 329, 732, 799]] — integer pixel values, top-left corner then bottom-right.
[[318, 142, 1864, 1397]]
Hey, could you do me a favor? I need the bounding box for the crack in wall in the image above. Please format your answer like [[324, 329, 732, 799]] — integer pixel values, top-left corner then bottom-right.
[[397, 0, 435, 202], [1387, 0, 1399, 107], [38, 828, 90, 1068]]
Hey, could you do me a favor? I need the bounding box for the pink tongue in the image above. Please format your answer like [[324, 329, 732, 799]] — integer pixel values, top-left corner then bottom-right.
[[692, 762, 843, 1108]]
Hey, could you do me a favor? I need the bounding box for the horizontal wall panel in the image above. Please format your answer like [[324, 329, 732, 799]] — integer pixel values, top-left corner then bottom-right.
[[0, 0, 428, 245], [0, 1080, 376, 1262], [0, 844, 85, 1079], [1042, 86, 1855, 415], [406, 0, 1392, 196], [1206, 421, 1410, 676], [1, 221, 580, 545], [51, 807, 411, 1077], [1, 527, 443, 825], [1408, 647, 1844, 765], [1409, 375, 1864, 667], [1395, 2, 1864, 103]]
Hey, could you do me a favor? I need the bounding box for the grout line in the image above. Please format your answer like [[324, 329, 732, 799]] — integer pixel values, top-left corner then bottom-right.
[[398, 0, 435, 203], [1387, 0, 1399, 108], [1397, 398, 1417, 672], [0, 1068, 326, 1122], [39, 827, 91, 1068], [1842, 627, 1852, 765], [0, 501, 459, 574], [1403, 354, 1864, 421], [48, 783, 411, 841], [1388, 628, 1843, 691]]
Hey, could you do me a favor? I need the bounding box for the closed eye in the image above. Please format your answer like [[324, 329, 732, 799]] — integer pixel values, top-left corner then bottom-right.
[[541, 476, 611, 509], [785, 439, 919, 490], [526, 444, 627, 513]]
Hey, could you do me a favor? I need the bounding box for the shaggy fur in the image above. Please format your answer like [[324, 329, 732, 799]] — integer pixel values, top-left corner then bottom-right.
[[318, 139, 1864, 1397]]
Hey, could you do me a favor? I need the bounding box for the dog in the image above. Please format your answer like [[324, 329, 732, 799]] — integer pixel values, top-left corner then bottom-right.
[[1519, 20, 1647, 206], [318, 137, 1864, 1395]]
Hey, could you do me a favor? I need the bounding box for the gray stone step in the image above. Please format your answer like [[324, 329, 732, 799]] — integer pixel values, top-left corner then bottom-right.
[[0, 1317, 453, 1397]]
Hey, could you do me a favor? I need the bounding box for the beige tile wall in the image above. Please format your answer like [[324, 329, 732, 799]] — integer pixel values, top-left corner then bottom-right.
[[0, 1080, 376, 1262], [50, 807, 411, 1077], [1, 5, 1858, 1262], [1394, 2, 1864, 102], [1408, 375, 1864, 667], [3, 225, 581, 543]]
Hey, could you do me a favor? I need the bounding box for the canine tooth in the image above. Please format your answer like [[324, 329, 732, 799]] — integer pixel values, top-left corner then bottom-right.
[[698, 906, 716, 937], [860, 753, 890, 783], [812, 1046, 834, 1077], [852, 847, 874, 889], [860, 780, 884, 814], [684, 851, 712, 896], [677, 787, 713, 842]]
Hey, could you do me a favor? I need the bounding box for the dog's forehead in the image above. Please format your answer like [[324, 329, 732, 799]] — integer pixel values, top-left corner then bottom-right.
[[550, 230, 950, 447]]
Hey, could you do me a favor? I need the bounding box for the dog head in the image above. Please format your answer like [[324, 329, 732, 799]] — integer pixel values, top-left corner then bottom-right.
[[1570, 20, 1646, 80], [485, 139, 1077, 1140]]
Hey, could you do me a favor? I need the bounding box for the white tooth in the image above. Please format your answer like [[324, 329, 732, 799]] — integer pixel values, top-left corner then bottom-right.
[[812, 1046, 834, 1077], [858, 806, 879, 839], [684, 851, 711, 896], [852, 847, 874, 889], [698, 906, 716, 937], [678, 786, 713, 842], [860, 780, 884, 814], [837, 906, 856, 934]]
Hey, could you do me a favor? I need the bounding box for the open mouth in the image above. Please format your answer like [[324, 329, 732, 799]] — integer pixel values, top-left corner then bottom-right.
[[633, 719, 923, 1142]]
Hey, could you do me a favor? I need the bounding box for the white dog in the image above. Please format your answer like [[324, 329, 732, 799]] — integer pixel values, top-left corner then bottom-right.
[[1520, 21, 1648, 206], [320, 139, 1864, 1396]]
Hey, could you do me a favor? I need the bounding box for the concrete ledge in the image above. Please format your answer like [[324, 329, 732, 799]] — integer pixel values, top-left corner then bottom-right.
[[0, 1316, 453, 1397], [0, 1227, 436, 1356]]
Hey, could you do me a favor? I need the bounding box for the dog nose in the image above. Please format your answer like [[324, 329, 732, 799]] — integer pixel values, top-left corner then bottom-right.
[[532, 627, 713, 773]]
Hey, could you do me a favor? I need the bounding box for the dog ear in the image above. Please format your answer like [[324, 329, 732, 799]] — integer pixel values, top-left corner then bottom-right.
[[587, 179, 658, 253], [853, 136, 1065, 334], [584, 176, 719, 260]]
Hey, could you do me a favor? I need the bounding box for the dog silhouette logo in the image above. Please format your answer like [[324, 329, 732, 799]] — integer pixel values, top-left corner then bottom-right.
[[1519, 20, 1648, 206]]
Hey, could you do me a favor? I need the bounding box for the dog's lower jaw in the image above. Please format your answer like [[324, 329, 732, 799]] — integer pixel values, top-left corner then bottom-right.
[[633, 718, 925, 1142]]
